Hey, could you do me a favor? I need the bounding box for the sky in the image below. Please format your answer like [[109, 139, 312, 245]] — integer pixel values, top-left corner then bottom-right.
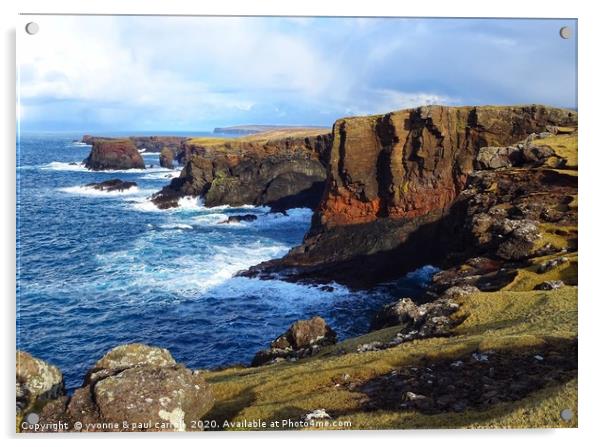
[[18, 16, 577, 132]]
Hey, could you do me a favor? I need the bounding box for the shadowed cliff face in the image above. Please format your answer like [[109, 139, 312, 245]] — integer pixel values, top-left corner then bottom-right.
[[242, 105, 577, 287], [151, 133, 332, 211]]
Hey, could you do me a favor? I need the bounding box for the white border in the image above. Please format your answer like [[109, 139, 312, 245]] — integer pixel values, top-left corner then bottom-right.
[[2, 0, 600, 446]]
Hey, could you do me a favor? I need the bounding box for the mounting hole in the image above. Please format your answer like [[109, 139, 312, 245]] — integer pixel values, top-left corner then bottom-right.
[[559, 26, 571, 39], [560, 408, 574, 421], [25, 22, 39, 35]]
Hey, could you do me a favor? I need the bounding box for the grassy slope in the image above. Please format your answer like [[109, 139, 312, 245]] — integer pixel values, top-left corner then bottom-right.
[[199, 132, 578, 430]]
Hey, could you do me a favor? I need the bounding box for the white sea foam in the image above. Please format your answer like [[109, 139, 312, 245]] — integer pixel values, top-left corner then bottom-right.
[[59, 185, 150, 197], [140, 171, 180, 180], [94, 235, 292, 297], [41, 161, 88, 172], [41, 161, 173, 174], [158, 223, 194, 230]]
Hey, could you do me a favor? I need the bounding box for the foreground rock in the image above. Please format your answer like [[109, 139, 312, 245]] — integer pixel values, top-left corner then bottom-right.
[[252, 316, 336, 366], [84, 140, 145, 171], [16, 352, 65, 425], [19, 344, 214, 432], [86, 179, 137, 192], [151, 129, 331, 211], [242, 105, 577, 287]]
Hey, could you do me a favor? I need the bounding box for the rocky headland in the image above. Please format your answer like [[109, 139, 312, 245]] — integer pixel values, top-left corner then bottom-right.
[[242, 105, 577, 287], [150, 128, 331, 211]]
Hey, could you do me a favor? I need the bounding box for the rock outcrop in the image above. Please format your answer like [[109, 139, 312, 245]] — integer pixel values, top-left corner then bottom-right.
[[16, 352, 65, 426], [151, 130, 331, 211], [242, 105, 577, 287], [252, 316, 336, 366], [159, 147, 175, 169], [82, 135, 187, 154], [18, 344, 214, 432], [84, 140, 145, 171]]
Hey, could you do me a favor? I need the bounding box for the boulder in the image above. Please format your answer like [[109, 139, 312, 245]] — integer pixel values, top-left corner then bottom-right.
[[252, 316, 336, 366], [159, 147, 175, 169], [476, 146, 522, 170], [16, 351, 65, 423], [84, 140, 145, 170], [370, 297, 460, 333], [86, 179, 137, 192], [21, 344, 214, 432], [93, 366, 212, 431]]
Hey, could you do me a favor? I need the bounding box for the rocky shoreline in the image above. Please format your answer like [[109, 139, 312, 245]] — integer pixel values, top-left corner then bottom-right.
[[18, 104, 578, 431]]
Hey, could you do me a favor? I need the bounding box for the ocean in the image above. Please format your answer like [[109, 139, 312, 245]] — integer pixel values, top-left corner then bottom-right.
[[16, 132, 438, 390]]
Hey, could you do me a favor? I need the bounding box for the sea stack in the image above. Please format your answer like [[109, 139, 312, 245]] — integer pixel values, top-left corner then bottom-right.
[[84, 139, 145, 171]]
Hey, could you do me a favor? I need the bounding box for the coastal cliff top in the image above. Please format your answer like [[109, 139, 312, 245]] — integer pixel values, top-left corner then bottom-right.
[[187, 127, 330, 147]]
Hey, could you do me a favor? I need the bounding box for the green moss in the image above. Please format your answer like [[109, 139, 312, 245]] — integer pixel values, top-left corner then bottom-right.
[[536, 133, 578, 169]]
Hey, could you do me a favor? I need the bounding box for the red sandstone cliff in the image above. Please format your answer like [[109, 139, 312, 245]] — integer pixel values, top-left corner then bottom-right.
[[242, 105, 577, 287]]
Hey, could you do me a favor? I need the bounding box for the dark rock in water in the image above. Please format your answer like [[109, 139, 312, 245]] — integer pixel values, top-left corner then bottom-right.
[[19, 344, 214, 432], [220, 214, 258, 224], [16, 351, 65, 424], [86, 179, 137, 192], [252, 316, 336, 366], [84, 139, 145, 170], [159, 147, 175, 169]]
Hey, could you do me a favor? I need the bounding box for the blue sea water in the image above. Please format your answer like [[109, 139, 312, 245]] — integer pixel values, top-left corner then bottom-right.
[[16, 132, 438, 390]]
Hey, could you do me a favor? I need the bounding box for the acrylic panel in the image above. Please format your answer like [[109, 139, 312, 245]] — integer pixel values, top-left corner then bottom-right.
[[16, 15, 578, 432]]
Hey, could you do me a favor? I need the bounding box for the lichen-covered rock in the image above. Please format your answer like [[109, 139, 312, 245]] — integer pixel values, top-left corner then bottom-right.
[[535, 280, 565, 290], [159, 147, 175, 169], [84, 140, 145, 170], [370, 297, 460, 333], [16, 351, 65, 423], [84, 343, 176, 385], [93, 366, 213, 431], [476, 146, 522, 169], [252, 316, 336, 366], [21, 344, 214, 432]]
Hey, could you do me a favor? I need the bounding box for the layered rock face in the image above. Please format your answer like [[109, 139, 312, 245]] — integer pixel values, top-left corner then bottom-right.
[[84, 140, 145, 171], [243, 105, 577, 286], [18, 344, 214, 432], [152, 132, 331, 211]]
